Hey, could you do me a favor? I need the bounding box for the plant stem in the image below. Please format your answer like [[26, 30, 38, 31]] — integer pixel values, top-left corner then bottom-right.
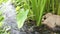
[[52, 0, 55, 14]]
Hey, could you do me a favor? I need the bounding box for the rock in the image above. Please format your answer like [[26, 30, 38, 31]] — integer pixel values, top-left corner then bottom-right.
[[10, 29, 20, 34], [42, 13, 60, 32], [19, 32, 27, 34], [35, 31, 40, 34]]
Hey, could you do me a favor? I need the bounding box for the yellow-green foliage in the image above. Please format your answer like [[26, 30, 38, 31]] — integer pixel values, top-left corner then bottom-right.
[[0, 0, 8, 4], [17, 9, 29, 28]]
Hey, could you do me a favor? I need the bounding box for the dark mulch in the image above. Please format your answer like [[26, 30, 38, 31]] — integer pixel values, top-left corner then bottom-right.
[[19, 20, 54, 34]]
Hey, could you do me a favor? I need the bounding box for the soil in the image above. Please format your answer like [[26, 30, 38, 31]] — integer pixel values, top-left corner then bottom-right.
[[19, 20, 54, 34], [19, 13, 60, 34]]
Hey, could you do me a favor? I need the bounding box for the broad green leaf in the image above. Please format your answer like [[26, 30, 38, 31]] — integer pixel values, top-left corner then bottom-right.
[[0, 22, 3, 27], [17, 9, 29, 28]]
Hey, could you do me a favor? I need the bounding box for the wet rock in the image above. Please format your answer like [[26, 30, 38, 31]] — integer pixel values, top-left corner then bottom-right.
[[10, 29, 20, 34], [19, 32, 27, 34], [35, 31, 40, 34]]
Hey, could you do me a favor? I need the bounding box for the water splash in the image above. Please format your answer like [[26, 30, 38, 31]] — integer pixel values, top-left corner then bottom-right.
[[0, 0, 20, 34], [1, 0, 16, 18]]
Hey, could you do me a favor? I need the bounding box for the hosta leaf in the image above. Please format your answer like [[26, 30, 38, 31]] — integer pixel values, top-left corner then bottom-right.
[[17, 9, 29, 28]]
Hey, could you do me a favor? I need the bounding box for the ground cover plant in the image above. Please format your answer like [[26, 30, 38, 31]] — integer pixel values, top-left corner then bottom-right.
[[0, 0, 60, 34]]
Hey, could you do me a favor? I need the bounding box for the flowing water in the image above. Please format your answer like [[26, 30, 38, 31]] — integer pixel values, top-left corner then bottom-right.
[[0, 0, 20, 34]]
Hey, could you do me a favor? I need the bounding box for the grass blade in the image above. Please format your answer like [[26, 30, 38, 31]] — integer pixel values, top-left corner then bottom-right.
[[37, 0, 47, 26]]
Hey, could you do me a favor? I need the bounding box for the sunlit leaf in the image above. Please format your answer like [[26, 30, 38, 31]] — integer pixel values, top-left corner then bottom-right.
[[17, 9, 29, 28]]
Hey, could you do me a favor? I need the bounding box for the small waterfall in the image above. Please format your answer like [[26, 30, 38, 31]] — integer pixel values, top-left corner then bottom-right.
[[0, 0, 20, 34]]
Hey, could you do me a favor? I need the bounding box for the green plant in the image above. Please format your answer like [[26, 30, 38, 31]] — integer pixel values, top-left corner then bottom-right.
[[58, 4, 60, 15], [31, 0, 47, 26], [0, 12, 9, 34], [52, 0, 55, 14], [12, 0, 30, 28], [17, 9, 29, 28], [0, 0, 8, 4], [0, 26, 10, 34]]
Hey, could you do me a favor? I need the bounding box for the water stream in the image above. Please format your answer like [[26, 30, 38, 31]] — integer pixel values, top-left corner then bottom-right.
[[0, 0, 20, 34]]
